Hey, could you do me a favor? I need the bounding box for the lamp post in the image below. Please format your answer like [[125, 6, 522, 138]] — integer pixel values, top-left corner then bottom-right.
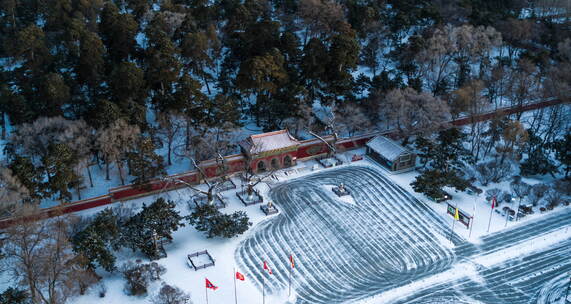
[[516, 196, 523, 221], [505, 198, 515, 227]]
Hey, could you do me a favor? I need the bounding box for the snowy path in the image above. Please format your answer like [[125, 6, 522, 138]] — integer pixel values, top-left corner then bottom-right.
[[235, 166, 571, 304]]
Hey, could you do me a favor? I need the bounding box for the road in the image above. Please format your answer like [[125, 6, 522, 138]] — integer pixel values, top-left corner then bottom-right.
[[235, 166, 571, 304]]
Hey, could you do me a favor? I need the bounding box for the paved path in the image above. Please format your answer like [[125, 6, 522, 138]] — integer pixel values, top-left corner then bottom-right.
[[235, 166, 571, 303]]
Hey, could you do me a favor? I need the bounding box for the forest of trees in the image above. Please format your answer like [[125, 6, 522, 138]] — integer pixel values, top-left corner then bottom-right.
[[0, 0, 569, 303]]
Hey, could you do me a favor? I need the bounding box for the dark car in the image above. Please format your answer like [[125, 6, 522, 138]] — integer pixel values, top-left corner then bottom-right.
[[433, 191, 453, 203]]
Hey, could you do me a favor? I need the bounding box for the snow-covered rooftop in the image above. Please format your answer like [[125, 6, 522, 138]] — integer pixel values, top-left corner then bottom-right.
[[240, 130, 300, 155], [366, 136, 411, 161]]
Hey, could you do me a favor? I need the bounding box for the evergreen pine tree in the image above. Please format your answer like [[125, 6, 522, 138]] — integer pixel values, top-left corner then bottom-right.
[[188, 204, 252, 238], [72, 227, 115, 271], [72, 208, 120, 272], [122, 198, 184, 259], [128, 137, 166, 186], [188, 203, 219, 234], [0, 287, 30, 304], [41, 143, 81, 201], [520, 149, 558, 177], [8, 156, 44, 201], [553, 132, 571, 179], [411, 169, 447, 200]]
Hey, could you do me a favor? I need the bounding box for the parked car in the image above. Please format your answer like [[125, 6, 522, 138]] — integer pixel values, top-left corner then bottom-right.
[[466, 185, 483, 195], [433, 191, 453, 203], [519, 205, 534, 215]]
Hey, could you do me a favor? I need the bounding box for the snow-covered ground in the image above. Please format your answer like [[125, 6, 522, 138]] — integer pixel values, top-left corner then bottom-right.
[[3, 152, 570, 304], [381, 160, 570, 243]]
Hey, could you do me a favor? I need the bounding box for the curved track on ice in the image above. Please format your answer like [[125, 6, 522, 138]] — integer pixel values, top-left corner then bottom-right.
[[235, 166, 571, 303]]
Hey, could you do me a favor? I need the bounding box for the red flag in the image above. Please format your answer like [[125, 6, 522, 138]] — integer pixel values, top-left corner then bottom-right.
[[289, 255, 295, 269], [205, 278, 218, 290], [263, 261, 272, 275], [491, 196, 496, 209], [236, 271, 245, 281]]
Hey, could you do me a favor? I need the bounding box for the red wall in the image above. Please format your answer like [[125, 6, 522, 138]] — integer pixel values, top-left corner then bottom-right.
[[0, 98, 567, 227]]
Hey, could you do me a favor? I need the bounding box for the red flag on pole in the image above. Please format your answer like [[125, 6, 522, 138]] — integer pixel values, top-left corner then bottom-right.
[[492, 196, 496, 209], [236, 271, 245, 281], [263, 261, 272, 275], [205, 278, 218, 290], [289, 255, 295, 269]]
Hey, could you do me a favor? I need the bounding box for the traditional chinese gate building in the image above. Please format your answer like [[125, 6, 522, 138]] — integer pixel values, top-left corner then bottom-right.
[[239, 130, 300, 173]]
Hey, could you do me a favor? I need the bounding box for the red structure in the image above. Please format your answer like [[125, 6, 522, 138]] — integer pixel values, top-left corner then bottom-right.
[[240, 130, 300, 173]]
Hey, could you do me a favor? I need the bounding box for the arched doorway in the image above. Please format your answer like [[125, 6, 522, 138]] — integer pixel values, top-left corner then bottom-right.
[[257, 160, 266, 173], [284, 155, 292, 167], [271, 158, 280, 170]]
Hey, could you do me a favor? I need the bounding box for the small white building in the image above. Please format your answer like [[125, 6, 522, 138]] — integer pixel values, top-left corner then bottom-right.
[[365, 136, 416, 173]]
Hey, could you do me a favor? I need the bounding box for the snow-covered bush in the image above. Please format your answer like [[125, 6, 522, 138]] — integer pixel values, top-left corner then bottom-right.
[[527, 183, 549, 207], [510, 180, 530, 200], [542, 189, 563, 210], [474, 159, 513, 186], [485, 188, 502, 201], [121, 261, 166, 296], [151, 284, 192, 304], [553, 179, 571, 196]]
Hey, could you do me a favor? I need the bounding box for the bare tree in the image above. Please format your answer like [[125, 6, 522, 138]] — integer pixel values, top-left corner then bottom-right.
[[156, 111, 183, 166], [2, 205, 46, 302], [334, 104, 372, 137], [452, 80, 488, 161], [416, 24, 501, 95], [298, 0, 346, 43], [483, 62, 510, 109], [382, 87, 450, 143], [176, 123, 238, 168], [0, 166, 30, 215], [496, 120, 528, 164], [3, 206, 95, 304], [8, 117, 93, 196], [506, 59, 541, 120], [280, 102, 315, 138], [8, 117, 90, 165], [308, 106, 339, 158], [496, 18, 538, 63], [96, 119, 140, 185]]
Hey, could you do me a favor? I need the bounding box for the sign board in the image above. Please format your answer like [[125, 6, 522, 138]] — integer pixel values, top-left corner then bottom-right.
[[447, 203, 472, 228]]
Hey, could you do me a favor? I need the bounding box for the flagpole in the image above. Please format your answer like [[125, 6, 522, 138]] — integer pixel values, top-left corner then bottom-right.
[[469, 195, 477, 239], [234, 267, 238, 304], [288, 262, 292, 297], [205, 281, 209, 304]]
